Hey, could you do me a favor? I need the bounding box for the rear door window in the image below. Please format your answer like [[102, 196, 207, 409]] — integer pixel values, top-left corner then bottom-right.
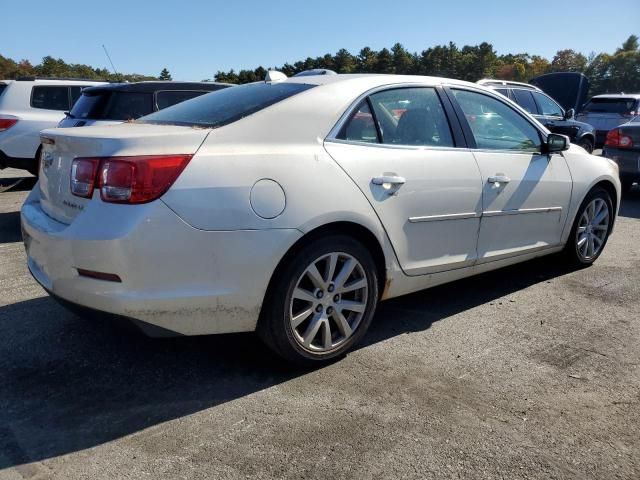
[[156, 90, 209, 110], [532, 92, 563, 117], [337, 101, 379, 143], [512, 89, 538, 115], [31, 86, 70, 110], [368, 87, 455, 147]]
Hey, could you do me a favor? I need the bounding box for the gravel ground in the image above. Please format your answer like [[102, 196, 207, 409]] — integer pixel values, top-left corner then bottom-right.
[[0, 171, 638, 480]]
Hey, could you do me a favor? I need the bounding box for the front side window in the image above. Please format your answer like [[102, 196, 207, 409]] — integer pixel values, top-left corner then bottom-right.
[[337, 101, 379, 143], [139, 82, 315, 128], [367, 88, 454, 147], [31, 86, 69, 110], [512, 89, 538, 114], [533, 92, 563, 117], [452, 89, 542, 152]]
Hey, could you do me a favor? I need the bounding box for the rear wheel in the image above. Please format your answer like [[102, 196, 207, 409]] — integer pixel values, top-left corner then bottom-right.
[[578, 137, 594, 154], [564, 187, 613, 266], [258, 235, 379, 365]]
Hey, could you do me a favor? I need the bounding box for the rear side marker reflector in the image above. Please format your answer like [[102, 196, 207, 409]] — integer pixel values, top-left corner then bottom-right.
[[77, 268, 122, 282], [70, 154, 193, 203]]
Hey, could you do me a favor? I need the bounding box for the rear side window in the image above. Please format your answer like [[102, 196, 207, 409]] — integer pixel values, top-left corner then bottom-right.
[[532, 92, 563, 117], [367, 87, 454, 147], [337, 101, 379, 143], [495, 88, 509, 98], [582, 98, 638, 114], [512, 89, 538, 114], [156, 90, 208, 110], [452, 89, 541, 152], [0, 83, 7, 97], [31, 86, 69, 110], [139, 82, 315, 128]]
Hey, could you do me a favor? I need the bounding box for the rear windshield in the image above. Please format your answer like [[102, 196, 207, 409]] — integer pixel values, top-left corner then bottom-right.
[[138, 82, 315, 128], [582, 98, 638, 114], [70, 91, 154, 120]]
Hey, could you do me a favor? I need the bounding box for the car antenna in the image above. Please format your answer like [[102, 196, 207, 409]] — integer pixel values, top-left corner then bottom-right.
[[102, 44, 121, 81]]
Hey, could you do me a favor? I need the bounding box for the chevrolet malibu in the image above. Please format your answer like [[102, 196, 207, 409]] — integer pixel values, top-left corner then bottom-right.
[[21, 73, 620, 365]]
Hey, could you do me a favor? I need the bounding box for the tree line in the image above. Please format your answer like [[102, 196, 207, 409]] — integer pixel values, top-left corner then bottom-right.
[[1, 35, 638, 96], [215, 35, 640, 95]]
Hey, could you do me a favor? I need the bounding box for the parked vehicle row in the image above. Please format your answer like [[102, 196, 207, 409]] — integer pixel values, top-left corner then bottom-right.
[[0, 78, 230, 175], [20, 72, 621, 364], [477, 79, 596, 152]]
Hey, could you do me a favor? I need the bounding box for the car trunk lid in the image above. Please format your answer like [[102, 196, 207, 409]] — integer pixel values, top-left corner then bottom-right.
[[38, 123, 210, 224]]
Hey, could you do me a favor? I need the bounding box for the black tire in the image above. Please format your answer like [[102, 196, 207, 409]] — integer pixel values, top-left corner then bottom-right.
[[27, 146, 42, 177], [578, 137, 594, 154], [563, 187, 614, 267], [258, 234, 379, 366]]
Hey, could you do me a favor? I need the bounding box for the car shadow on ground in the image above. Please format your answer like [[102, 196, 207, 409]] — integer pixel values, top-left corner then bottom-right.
[[0, 253, 578, 470]]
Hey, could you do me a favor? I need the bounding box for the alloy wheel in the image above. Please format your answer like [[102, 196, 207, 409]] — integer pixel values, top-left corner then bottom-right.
[[576, 198, 610, 261], [289, 252, 369, 353]]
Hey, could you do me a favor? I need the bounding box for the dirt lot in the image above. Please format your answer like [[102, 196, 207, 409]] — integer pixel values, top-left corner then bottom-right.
[[1, 169, 639, 480]]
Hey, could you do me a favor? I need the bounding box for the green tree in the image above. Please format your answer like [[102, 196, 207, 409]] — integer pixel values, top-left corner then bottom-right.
[[159, 68, 172, 80], [550, 49, 587, 72]]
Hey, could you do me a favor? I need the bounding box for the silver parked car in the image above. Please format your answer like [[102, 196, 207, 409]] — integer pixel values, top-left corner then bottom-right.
[[21, 73, 620, 365]]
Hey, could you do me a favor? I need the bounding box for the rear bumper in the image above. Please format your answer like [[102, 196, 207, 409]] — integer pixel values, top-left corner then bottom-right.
[[20, 187, 302, 335], [0, 149, 34, 171], [603, 147, 640, 180]]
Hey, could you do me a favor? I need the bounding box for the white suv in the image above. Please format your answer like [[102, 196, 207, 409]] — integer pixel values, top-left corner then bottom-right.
[[0, 78, 104, 175]]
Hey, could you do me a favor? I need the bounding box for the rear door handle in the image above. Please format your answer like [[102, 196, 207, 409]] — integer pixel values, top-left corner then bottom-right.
[[372, 175, 406, 194], [487, 174, 511, 186]]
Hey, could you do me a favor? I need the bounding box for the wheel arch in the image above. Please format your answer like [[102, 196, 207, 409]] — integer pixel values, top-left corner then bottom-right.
[[260, 221, 390, 322]]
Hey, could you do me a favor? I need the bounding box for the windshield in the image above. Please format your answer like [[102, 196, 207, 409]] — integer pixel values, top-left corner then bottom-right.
[[138, 82, 315, 128], [582, 98, 638, 115], [70, 91, 154, 120]]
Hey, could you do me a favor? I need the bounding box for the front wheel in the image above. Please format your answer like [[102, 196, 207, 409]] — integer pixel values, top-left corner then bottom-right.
[[258, 235, 379, 365], [577, 138, 594, 154], [564, 187, 613, 266]]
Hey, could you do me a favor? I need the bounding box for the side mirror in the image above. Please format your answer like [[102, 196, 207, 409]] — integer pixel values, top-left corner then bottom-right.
[[564, 108, 575, 120], [544, 133, 570, 154]]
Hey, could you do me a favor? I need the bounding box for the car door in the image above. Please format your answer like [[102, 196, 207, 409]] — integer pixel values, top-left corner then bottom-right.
[[324, 86, 483, 276], [448, 87, 572, 262]]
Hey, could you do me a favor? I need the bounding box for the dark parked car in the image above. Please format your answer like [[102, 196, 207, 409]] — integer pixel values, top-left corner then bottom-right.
[[478, 79, 596, 153], [58, 81, 231, 128], [603, 116, 640, 192], [576, 94, 640, 148]]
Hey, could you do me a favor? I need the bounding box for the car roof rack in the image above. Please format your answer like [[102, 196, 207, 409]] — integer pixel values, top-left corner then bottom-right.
[[16, 76, 112, 82], [477, 78, 541, 91]]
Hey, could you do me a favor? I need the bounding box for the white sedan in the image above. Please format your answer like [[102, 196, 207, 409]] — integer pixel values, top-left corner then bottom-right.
[[21, 73, 620, 365]]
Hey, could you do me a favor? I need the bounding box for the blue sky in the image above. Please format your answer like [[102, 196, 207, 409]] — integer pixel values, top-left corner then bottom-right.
[[4, 0, 639, 80]]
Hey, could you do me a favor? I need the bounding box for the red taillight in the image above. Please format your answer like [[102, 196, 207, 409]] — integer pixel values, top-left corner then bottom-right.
[[71, 158, 100, 198], [0, 118, 18, 131], [70, 155, 192, 203], [605, 129, 634, 149]]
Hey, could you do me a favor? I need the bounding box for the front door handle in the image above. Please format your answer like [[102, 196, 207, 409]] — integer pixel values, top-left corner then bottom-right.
[[372, 175, 406, 194], [487, 174, 511, 186]]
